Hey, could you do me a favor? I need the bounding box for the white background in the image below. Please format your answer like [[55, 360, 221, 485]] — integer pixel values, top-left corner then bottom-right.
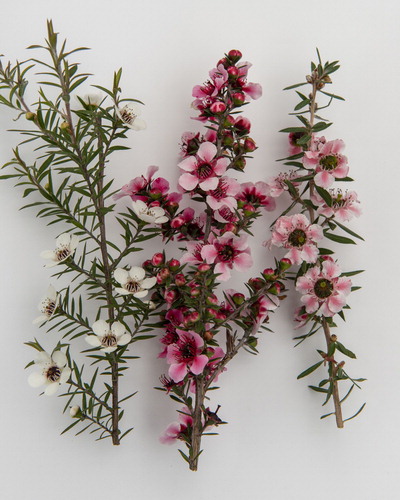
[[0, 1, 399, 499]]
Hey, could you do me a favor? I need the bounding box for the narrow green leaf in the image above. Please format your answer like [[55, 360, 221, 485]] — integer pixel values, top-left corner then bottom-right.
[[297, 360, 324, 379], [324, 231, 356, 245], [335, 342, 356, 359]]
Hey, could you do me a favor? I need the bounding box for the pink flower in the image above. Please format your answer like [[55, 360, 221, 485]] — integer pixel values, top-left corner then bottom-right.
[[206, 176, 240, 211], [178, 142, 229, 192], [268, 214, 323, 265], [160, 406, 193, 444], [303, 138, 349, 188], [266, 171, 302, 198], [201, 231, 253, 281], [158, 325, 180, 359], [181, 241, 206, 265], [296, 260, 352, 317], [312, 189, 362, 222], [166, 330, 209, 382], [236, 62, 262, 99], [238, 182, 276, 211]]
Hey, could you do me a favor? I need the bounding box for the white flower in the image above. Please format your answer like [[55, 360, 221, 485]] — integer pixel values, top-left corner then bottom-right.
[[132, 200, 168, 224], [28, 350, 71, 396], [85, 320, 131, 353], [114, 266, 156, 297], [81, 92, 103, 107], [40, 233, 79, 267], [69, 405, 81, 418], [33, 285, 59, 325], [116, 103, 146, 131]]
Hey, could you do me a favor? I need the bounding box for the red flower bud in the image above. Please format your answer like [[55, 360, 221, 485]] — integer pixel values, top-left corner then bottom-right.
[[244, 138, 257, 152], [221, 223, 237, 234], [156, 268, 170, 284], [248, 277, 264, 291], [228, 49, 242, 63], [262, 268, 275, 280], [168, 259, 180, 271], [232, 292, 245, 305], [171, 216, 185, 228], [234, 116, 251, 135], [227, 66, 239, 78], [279, 258, 292, 271], [198, 263, 211, 273], [210, 101, 226, 114], [232, 92, 246, 106], [175, 273, 186, 287], [152, 253, 164, 266]]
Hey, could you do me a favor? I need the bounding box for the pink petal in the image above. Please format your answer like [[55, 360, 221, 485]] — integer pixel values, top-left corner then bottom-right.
[[301, 244, 319, 264], [301, 294, 319, 313], [315, 170, 334, 188], [197, 142, 217, 163], [179, 173, 199, 191], [169, 362, 188, 383], [243, 82, 262, 99], [189, 354, 209, 375], [213, 157, 229, 176], [201, 244, 218, 264], [322, 260, 341, 279], [214, 262, 231, 281], [233, 252, 253, 272], [178, 156, 198, 173], [199, 176, 219, 191], [326, 293, 347, 313]]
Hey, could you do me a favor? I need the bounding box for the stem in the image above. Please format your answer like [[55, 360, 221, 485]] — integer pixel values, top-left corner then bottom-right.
[[322, 318, 344, 428], [189, 377, 205, 471]]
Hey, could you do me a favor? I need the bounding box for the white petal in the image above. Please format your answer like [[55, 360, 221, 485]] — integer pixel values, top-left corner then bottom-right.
[[33, 315, 47, 325], [133, 290, 149, 299], [129, 266, 145, 281], [117, 333, 131, 346], [28, 371, 46, 388], [40, 250, 56, 260], [141, 277, 157, 289], [102, 346, 117, 353], [111, 322, 125, 338], [132, 200, 147, 214], [131, 118, 146, 131], [46, 285, 57, 300], [45, 260, 60, 268], [92, 319, 109, 337], [44, 382, 59, 396], [155, 216, 168, 224], [59, 367, 71, 384], [69, 235, 79, 251], [85, 335, 102, 347], [115, 287, 131, 295], [52, 351, 68, 367], [114, 268, 128, 285], [36, 351, 52, 365], [56, 233, 71, 248]]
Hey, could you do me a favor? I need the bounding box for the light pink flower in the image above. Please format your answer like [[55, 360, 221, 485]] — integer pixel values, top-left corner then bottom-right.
[[237, 182, 276, 211], [166, 330, 209, 382], [178, 142, 229, 192], [296, 260, 352, 317], [312, 189, 362, 222], [268, 214, 322, 265], [236, 61, 262, 99], [160, 406, 193, 444], [303, 138, 349, 188], [206, 176, 240, 211], [201, 231, 253, 281], [181, 241, 206, 265], [266, 171, 302, 198]]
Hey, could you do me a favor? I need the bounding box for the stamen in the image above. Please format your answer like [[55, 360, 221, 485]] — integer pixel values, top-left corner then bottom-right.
[[46, 366, 61, 382]]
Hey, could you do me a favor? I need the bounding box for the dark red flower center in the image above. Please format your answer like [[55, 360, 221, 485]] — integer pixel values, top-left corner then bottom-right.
[[101, 334, 117, 348], [196, 162, 213, 179], [314, 278, 333, 299], [288, 229, 307, 247], [218, 244, 235, 262], [56, 248, 70, 261], [176, 335, 196, 361], [161, 330, 180, 346], [210, 180, 227, 200], [46, 366, 61, 382], [320, 155, 338, 171]]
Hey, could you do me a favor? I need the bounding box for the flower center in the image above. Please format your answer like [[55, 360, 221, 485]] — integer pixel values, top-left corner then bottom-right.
[[56, 248, 70, 261], [219, 244, 235, 262], [161, 330, 180, 346], [288, 229, 307, 247], [210, 180, 227, 200], [314, 278, 334, 299], [197, 162, 213, 179], [177, 336, 196, 361], [101, 333, 117, 348], [120, 108, 137, 125], [43, 299, 56, 317], [218, 206, 236, 222], [125, 280, 141, 293], [320, 155, 338, 171], [46, 365, 61, 382]]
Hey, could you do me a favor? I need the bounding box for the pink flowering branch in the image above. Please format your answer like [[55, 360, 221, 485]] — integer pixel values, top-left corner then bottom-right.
[[267, 50, 365, 427]]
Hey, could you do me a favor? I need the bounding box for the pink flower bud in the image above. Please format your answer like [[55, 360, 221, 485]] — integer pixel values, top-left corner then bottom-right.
[[165, 289, 177, 304], [157, 268, 170, 284], [243, 204, 256, 216], [168, 259, 180, 271], [175, 274, 186, 287], [228, 49, 242, 63], [232, 293, 245, 305], [222, 223, 237, 234], [262, 268, 275, 280], [210, 101, 227, 114], [206, 294, 219, 306], [152, 253, 165, 266], [248, 278, 264, 291], [143, 259, 153, 270], [198, 263, 211, 273], [190, 286, 201, 297], [234, 116, 251, 135], [232, 92, 245, 106], [279, 258, 292, 271], [244, 138, 257, 152], [227, 66, 239, 78], [171, 216, 185, 228]]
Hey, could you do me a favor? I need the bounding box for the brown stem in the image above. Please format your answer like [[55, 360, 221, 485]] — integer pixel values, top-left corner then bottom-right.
[[322, 319, 344, 428], [189, 377, 205, 471]]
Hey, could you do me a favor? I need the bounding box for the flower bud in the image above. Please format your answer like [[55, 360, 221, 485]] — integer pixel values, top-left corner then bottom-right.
[[60, 121, 71, 132], [165, 289, 177, 304], [244, 138, 257, 152], [233, 158, 246, 170], [69, 406, 82, 418], [232, 292, 245, 305], [168, 259, 180, 271], [279, 258, 292, 271], [25, 111, 36, 121], [204, 331, 214, 342], [175, 273, 186, 287], [232, 92, 245, 106], [206, 294, 219, 306], [190, 286, 201, 297], [330, 334, 338, 342], [222, 223, 237, 234], [152, 253, 165, 266], [248, 277, 264, 291], [171, 216, 185, 228], [242, 204, 255, 216], [262, 268, 275, 280], [228, 49, 242, 63], [142, 259, 153, 271], [210, 101, 226, 114], [227, 66, 239, 78], [234, 117, 251, 135], [156, 268, 170, 284], [222, 131, 234, 147], [198, 263, 211, 273]]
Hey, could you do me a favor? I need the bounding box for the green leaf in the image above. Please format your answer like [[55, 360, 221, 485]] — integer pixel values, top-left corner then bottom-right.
[[341, 269, 364, 277], [324, 231, 356, 245], [297, 360, 324, 379], [283, 82, 308, 90], [312, 121, 332, 132], [315, 185, 332, 207], [279, 127, 307, 134], [343, 403, 366, 422], [334, 220, 364, 241], [335, 342, 356, 359], [308, 385, 328, 393]]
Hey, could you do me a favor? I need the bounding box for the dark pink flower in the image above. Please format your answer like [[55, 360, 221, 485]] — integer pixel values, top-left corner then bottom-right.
[[268, 214, 323, 265], [201, 231, 253, 281], [166, 330, 208, 382], [178, 142, 229, 192], [296, 260, 352, 317], [238, 182, 276, 211], [236, 61, 262, 99], [158, 325, 180, 359], [303, 138, 349, 188], [160, 406, 193, 444]]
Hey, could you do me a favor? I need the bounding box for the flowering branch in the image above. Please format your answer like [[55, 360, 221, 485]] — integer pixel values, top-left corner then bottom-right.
[[0, 21, 161, 444], [266, 50, 365, 427]]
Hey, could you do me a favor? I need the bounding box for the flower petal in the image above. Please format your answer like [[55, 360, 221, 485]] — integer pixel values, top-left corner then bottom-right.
[[92, 320, 109, 337], [28, 371, 46, 388]]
